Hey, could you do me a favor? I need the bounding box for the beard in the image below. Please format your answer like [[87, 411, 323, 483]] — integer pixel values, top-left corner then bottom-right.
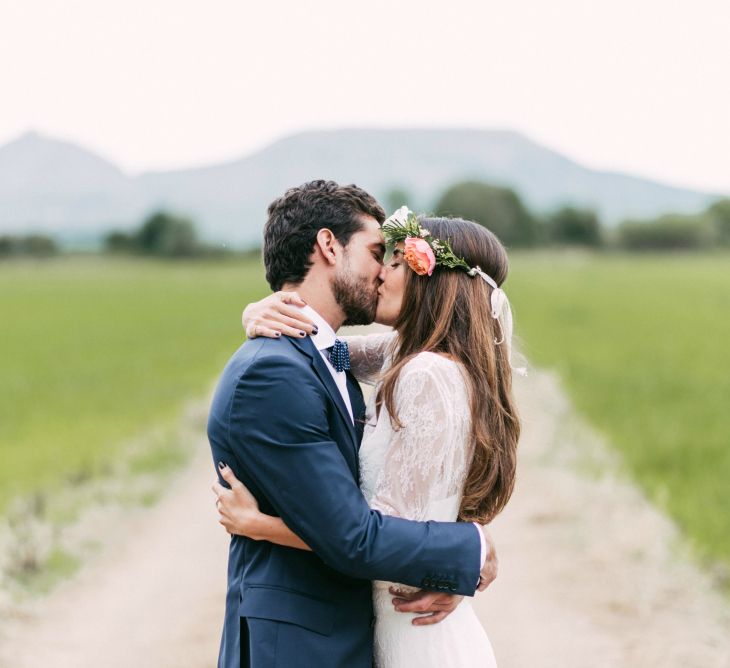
[[333, 258, 379, 326]]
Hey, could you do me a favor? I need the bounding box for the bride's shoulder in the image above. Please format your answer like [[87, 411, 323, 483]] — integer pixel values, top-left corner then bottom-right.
[[394, 353, 467, 409], [400, 351, 464, 379]]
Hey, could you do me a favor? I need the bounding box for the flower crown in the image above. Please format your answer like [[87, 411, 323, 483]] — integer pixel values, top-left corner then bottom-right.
[[382, 206, 471, 276]]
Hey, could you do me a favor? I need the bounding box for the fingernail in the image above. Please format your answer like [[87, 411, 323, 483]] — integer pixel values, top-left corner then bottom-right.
[[312, 327, 318, 335], [218, 461, 227, 470], [300, 331, 306, 337], [275, 332, 281, 337]]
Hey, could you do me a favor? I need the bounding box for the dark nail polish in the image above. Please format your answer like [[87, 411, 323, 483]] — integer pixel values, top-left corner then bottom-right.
[[275, 332, 281, 337], [312, 328, 319, 335], [218, 461, 226, 470], [300, 331, 306, 337]]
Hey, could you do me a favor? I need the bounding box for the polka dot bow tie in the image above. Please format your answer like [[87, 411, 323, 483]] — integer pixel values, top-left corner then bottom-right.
[[327, 339, 351, 373]]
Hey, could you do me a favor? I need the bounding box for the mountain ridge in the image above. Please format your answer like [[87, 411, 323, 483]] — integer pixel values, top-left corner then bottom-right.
[[0, 128, 721, 247]]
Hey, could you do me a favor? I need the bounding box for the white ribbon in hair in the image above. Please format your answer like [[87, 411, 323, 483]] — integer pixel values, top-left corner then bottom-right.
[[468, 266, 528, 376]]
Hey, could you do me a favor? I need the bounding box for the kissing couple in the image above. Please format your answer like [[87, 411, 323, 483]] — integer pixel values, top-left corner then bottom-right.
[[209, 180, 522, 668]]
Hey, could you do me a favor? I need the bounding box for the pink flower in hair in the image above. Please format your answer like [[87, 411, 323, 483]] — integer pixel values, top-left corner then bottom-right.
[[403, 237, 436, 276]]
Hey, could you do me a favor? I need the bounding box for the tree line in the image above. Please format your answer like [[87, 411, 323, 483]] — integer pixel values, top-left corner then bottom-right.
[[0, 234, 59, 258], [391, 181, 730, 251], [104, 211, 228, 257], [3, 184, 729, 259], [0, 211, 217, 259]]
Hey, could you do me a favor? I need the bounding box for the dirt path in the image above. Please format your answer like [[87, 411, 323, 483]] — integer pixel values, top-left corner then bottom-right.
[[0, 447, 228, 668], [475, 372, 730, 668], [1, 371, 729, 667]]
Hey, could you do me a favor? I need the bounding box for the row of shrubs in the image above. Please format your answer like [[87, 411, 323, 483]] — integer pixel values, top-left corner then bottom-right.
[[4, 185, 729, 258], [0, 234, 59, 257], [104, 211, 230, 258], [0, 213, 221, 259], [617, 203, 730, 250], [414, 181, 730, 251]]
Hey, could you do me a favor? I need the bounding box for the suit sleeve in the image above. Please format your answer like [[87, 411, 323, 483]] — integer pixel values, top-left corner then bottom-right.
[[226, 352, 481, 596]]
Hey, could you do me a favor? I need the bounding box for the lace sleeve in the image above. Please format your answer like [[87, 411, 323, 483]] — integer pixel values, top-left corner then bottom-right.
[[369, 354, 473, 521], [340, 330, 397, 385]]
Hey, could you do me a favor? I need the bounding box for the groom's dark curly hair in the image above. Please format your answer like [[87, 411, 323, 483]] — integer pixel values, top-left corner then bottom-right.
[[263, 180, 386, 291]]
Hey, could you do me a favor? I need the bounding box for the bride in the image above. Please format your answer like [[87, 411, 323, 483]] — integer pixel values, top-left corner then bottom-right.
[[214, 211, 521, 667]]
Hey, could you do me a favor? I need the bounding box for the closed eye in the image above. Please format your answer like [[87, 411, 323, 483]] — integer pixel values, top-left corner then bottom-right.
[[370, 242, 386, 263], [390, 249, 403, 268]]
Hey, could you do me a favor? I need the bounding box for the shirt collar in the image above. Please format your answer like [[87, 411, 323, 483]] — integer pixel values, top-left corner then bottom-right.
[[299, 304, 337, 351]]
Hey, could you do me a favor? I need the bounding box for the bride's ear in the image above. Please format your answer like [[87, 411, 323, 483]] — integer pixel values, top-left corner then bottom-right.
[[314, 228, 340, 266]]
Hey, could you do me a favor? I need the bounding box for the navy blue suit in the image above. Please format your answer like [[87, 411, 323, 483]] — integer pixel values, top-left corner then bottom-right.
[[207, 334, 481, 668]]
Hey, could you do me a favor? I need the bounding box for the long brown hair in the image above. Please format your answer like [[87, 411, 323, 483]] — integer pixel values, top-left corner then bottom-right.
[[376, 217, 520, 523]]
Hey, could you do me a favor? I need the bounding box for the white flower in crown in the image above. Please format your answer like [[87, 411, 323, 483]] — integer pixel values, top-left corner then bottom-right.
[[386, 205, 412, 227], [419, 228, 430, 238]]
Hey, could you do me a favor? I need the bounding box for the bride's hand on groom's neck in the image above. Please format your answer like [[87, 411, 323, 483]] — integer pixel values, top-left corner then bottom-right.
[[243, 291, 317, 340]]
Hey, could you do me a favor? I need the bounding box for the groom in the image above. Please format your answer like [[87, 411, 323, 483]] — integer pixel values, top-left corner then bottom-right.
[[207, 180, 496, 668]]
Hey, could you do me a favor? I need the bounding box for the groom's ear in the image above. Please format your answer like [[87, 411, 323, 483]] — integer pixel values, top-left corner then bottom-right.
[[314, 228, 340, 267]]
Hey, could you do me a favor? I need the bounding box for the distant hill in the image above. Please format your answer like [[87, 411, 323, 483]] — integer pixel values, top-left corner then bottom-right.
[[0, 132, 144, 241], [0, 129, 722, 247]]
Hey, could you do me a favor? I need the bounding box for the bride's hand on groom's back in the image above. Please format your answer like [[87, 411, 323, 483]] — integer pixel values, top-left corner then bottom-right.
[[212, 464, 262, 538], [242, 291, 317, 340]]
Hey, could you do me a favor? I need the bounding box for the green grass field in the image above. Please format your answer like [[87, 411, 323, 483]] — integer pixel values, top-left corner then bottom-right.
[[0, 256, 268, 512], [508, 251, 730, 567], [2, 251, 729, 574]]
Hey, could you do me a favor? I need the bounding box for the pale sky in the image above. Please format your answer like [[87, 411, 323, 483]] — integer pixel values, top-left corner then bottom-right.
[[1, 0, 728, 192]]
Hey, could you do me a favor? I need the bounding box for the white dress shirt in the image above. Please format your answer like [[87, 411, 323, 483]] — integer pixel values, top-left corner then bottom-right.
[[300, 305, 354, 424]]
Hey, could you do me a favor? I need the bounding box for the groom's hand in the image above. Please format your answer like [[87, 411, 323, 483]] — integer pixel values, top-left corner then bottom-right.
[[389, 587, 463, 626], [478, 525, 498, 591]]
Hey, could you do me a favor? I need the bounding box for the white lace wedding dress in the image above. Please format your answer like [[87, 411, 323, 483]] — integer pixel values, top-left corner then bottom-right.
[[346, 331, 498, 668]]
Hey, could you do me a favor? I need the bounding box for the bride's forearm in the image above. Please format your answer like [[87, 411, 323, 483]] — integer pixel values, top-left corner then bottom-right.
[[248, 513, 312, 551], [341, 331, 396, 381], [215, 464, 311, 551]]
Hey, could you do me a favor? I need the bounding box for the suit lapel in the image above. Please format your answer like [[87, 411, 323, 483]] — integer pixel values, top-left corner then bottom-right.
[[346, 371, 366, 449], [287, 336, 360, 457]]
